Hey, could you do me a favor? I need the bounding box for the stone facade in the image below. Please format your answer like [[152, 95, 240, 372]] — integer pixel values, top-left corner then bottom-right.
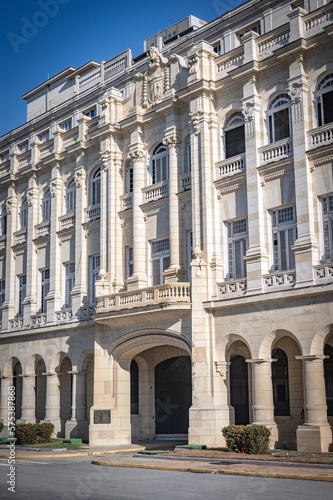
[[0, 0, 333, 452]]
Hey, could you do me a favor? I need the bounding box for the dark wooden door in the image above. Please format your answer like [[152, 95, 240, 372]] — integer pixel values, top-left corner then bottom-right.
[[230, 355, 249, 425], [155, 356, 191, 434]]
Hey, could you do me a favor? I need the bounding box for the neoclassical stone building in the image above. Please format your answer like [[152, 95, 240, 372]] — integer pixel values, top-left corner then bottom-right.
[[0, 0, 333, 452]]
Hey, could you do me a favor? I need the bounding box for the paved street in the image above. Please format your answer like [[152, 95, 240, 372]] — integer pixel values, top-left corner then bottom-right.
[[1, 455, 333, 500]]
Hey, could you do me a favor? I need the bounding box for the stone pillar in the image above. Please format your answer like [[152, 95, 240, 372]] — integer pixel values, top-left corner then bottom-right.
[[17, 374, 35, 423], [23, 177, 38, 325], [0, 376, 13, 426], [126, 147, 147, 290], [46, 166, 62, 322], [247, 359, 278, 448], [2, 188, 17, 330], [162, 134, 183, 283], [296, 355, 332, 452], [71, 157, 88, 316], [288, 54, 319, 283], [42, 372, 61, 435], [65, 370, 79, 438], [242, 78, 269, 291]]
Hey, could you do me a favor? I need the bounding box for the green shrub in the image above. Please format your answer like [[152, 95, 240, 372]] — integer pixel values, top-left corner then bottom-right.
[[222, 425, 271, 454], [15, 423, 55, 445], [0, 422, 4, 433]]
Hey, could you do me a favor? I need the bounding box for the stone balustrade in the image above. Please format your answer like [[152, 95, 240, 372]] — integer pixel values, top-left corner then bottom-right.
[[313, 264, 333, 282], [308, 123, 333, 148], [31, 313, 47, 326], [86, 205, 101, 221], [62, 128, 79, 148], [179, 173, 191, 191], [263, 271, 296, 288], [18, 151, 31, 169], [142, 181, 169, 202], [304, 4, 333, 33], [216, 48, 244, 75], [120, 192, 133, 210], [216, 154, 246, 179], [39, 139, 54, 159], [14, 229, 27, 245], [55, 309, 73, 322], [257, 26, 290, 59], [35, 222, 50, 238], [95, 283, 191, 313], [59, 213, 75, 230], [218, 279, 247, 296], [86, 118, 99, 136], [9, 317, 23, 330], [259, 138, 293, 164]]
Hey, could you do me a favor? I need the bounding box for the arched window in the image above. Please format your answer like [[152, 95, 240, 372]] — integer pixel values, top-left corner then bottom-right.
[[224, 112, 245, 159], [66, 179, 76, 213], [268, 94, 291, 143], [41, 189, 51, 221], [130, 360, 139, 414], [272, 348, 290, 416], [91, 167, 101, 206], [184, 138, 191, 173], [151, 144, 168, 184], [0, 205, 7, 236], [316, 74, 333, 127], [324, 344, 333, 417], [20, 197, 28, 229]]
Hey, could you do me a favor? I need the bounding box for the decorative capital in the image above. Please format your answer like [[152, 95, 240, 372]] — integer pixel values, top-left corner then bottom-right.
[[49, 180, 57, 198], [242, 102, 254, 122], [74, 170, 84, 188], [27, 189, 34, 207], [99, 150, 112, 168], [162, 135, 181, 148], [214, 361, 229, 378], [127, 149, 145, 162], [189, 110, 203, 135]]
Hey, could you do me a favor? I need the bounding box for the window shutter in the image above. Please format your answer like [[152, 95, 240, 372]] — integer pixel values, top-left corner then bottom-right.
[[288, 228, 296, 270], [152, 259, 160, 286]]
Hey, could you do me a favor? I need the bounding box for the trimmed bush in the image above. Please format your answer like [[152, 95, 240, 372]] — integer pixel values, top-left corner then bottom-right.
[[15, 423, 55, 445], [222, 425, 271, 454], [0, 422, 4, 433]]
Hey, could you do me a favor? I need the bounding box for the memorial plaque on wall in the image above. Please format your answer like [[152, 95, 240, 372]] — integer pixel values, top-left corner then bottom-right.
[[94, 410, 111, 424]]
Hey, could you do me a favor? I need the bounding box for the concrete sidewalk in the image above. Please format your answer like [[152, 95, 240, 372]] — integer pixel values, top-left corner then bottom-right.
[[1, 443, 333, 482]]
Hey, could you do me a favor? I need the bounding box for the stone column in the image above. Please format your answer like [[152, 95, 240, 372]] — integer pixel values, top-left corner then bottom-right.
[[42, 372, 61, 435], [23, 177, 38, 325], [296, 355, 332, 452], [287, 51, 319, 283], [126, 148, 147, 290], [0, 376, 13, 426], [46, 166, 62, 322], [247, 359, 278, 447], [2, 188, 17, 330], [17, 374, 35, 423], [162, 134, 183, 283], [65, 370, 79, 438], [242, 77, 269, 291], [71, 156, 88, 316]]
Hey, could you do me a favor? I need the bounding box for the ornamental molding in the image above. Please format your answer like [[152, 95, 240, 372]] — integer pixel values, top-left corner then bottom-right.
[[162, 135, 181, 148], [127, 149, 146, 162], [189, 109, 203, 135], [141, 47, 170, 108]]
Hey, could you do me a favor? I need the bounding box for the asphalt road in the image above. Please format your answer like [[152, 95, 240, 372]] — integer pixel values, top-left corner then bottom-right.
[[0, 456, 333, 500]]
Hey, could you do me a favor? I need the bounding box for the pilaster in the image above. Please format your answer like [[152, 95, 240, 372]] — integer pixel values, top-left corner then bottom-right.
[[41, 372, 61, 435], [23, 176, 38, 325], [247, 359, 278, 448], [2, 187, 17, 329], [71, 153, 88, 316], [162, 132, 183, 282], [126, 138, 147, 290], [16, 374, 35, 424], [46, 166, 62, 322], [296, 355, 331, 452]]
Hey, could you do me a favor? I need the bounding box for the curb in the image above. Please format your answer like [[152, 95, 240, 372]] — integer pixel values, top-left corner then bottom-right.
[[92, 460, 333, 482], [0, 447, 144, 460]]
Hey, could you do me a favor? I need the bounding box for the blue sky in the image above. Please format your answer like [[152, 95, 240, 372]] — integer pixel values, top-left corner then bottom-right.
[[1, 0, 244, 137]]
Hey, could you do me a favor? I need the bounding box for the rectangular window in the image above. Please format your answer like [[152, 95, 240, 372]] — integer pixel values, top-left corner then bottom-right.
[[89, 255, 100, 304], [125, 247, 133, 279], [150, 238, 170, 286], [0, 150, 10, 163], [271, 206, 297, 271], [40, 268, 50, 313], [185, 141, 191, 173], [213, 42, 221, 54], [126, 166, 133, 193], [0, 278, 5, 320], [18, 141, 29, 153], [322, 194, 333, 263], [187, 231, 193, 281], [227, 219, 248, 280], [18, 274, 27, 315], [64, 262, 75, 308], [60, 119, 72, 131], [38, 130, 49, 143], [84, 107, 97, 118]]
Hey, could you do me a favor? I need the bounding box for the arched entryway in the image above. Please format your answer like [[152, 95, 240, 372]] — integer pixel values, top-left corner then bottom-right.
[[230, 355, 249, 425], [59, 357, 72, 437], [155, 356, 192, 435], [35, 358, 47, 422], [324, 344, 333, 417]]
